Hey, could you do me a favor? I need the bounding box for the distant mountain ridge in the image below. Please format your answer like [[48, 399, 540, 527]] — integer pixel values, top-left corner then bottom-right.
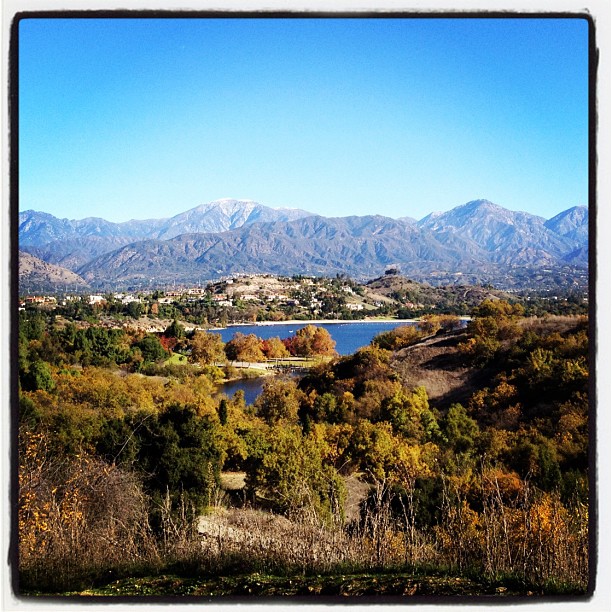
[[76, 214, 482, 286], [544, 206, 589, 242], [19, 198, 313, 246], [18, 210, 167, 246], [19, 198, 588, 291], [19, 198, 314, 270], [416, 199, 581, 265], [154, 198, 313, 239]]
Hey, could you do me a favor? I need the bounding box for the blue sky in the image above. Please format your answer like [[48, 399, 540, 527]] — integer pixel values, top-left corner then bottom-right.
[[18, 17, 589, 222]]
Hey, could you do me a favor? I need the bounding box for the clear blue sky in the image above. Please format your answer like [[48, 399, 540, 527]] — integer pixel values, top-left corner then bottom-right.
[[18, 16, 589, 222]]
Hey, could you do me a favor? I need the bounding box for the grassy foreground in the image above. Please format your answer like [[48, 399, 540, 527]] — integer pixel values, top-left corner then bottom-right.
[[35, 571, 571, 598]]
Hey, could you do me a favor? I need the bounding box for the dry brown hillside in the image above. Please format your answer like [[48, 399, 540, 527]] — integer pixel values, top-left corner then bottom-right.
[[19, 251, 90, 292], [391, 315, 586, 410], [390, 330, 490, 408]]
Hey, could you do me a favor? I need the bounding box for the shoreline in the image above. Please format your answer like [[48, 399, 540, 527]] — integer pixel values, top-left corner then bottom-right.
[[224, 318, 421, 327], [204, 317, 471, 331]]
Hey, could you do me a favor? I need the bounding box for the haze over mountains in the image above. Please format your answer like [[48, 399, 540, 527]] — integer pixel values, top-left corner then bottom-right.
[[19, 198, 588, 292]]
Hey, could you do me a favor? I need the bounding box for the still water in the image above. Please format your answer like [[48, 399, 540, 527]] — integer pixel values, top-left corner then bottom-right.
[[217, 376, 272, 406], [214, 320, 416, 404], [210, 321, 417, 356]]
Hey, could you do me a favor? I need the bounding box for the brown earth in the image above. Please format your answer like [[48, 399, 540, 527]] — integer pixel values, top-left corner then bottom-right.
[[390, 330, 495, 410]]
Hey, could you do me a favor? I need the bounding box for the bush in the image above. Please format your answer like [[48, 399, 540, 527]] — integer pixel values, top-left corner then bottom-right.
[[21, 360, 55, 392], [19, 431, 157, 592], [246, 425, 346, 526]]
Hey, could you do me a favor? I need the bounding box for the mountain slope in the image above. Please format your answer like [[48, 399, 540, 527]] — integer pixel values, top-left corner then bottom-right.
[[154, 198, 313, 239], [544, 206, 588, 242], [19, 251, 90, 292], [77, 215, 486, 287], [416, 199, 581, 265], [23, 236, 147, 271]]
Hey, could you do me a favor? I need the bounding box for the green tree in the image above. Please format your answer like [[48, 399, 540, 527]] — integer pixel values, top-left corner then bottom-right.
[[136, 404, 224, 511], [126, 301, 143, 319], [19, 310, 46, 342], [246, 424, 345, 524], [164, 319, 186, 339], [136, 335, 168, 363], [441, 403, 480, 455], [382, 386, 441, 443], [312, 392, 344, 424], [218, 398, 229, 426], [73, 326, 130, 366], [21, 360, 55, 393]]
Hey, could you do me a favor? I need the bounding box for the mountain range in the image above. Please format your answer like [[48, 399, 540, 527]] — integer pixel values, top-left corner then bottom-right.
[[18, 198, 588, 292]]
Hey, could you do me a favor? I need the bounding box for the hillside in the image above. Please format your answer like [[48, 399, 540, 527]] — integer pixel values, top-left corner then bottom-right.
[[18, 251, 89, 292], [75, 215, 481, 288], [390, 313, 587, 410], [18, 303, 589, 596], [364, 274, 513, 311]]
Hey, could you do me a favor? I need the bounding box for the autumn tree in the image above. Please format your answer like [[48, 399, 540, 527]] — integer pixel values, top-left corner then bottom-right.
[[286, 325, 336, 357], [224, 333, 265, 362], [371, 325, 424, 351], [473, 299, 524, 319], [418, 314, 462, 335], [189, 330, 225, 366], [348, 420, 437, 482], [261, 336, 290, 359], [18, 428, 155, 592], [164, 319, 186, 339], [458, 299, 524, 365], [254, 378, 302, 425]]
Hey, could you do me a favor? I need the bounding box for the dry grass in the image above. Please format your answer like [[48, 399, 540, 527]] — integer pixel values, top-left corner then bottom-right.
[[220, 471, 247, 491], [196, 507, 360, 573], [344, 473, 371, 522], [19, 466, 589, 594], [518, 314, 587, 336], [391, 331, 485, 407]]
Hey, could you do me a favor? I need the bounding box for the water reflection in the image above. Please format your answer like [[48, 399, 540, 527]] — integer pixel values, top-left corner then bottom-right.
[[216, 376, 268, 406]]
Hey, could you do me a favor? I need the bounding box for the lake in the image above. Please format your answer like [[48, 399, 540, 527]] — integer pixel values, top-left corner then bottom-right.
[[214, 320, 416, 404], [209, 320, 417, 356]]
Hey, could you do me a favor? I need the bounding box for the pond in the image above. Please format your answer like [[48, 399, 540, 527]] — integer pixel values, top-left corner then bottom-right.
[[216, 376, 272, 406]]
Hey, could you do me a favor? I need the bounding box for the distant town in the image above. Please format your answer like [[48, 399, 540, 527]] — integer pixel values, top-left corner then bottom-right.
[[19, 271, 589, 331]]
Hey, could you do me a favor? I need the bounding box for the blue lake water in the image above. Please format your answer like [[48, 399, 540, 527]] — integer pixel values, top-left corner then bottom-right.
[[217, 376, 271, 406], [209, 321, 417, 356], [214, 320, 416, 404]]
